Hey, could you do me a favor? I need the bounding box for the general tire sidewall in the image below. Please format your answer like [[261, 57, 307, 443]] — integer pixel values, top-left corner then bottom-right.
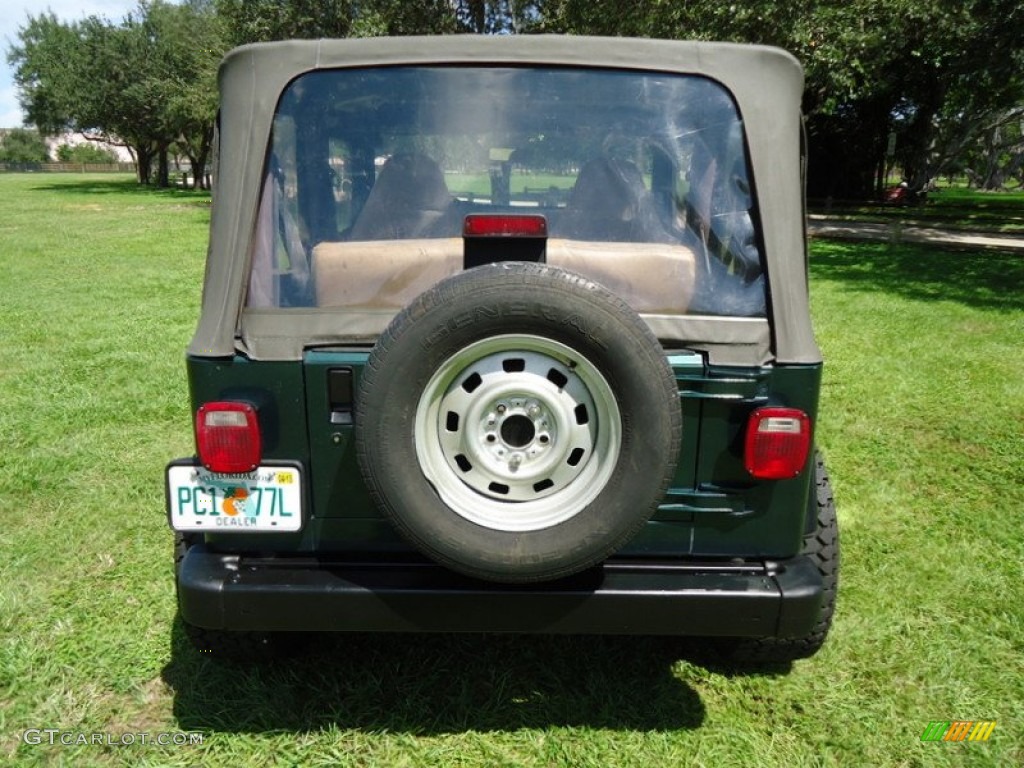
[[357, 263, 681, 582]]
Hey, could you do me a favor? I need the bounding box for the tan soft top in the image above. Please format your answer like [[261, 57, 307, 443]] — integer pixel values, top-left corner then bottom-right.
[[192, 36, 817, 367]]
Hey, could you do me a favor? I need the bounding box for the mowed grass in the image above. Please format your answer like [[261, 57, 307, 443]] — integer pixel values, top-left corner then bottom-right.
[[1, 173, 1022, 766], [812, 184, 1024, 234]]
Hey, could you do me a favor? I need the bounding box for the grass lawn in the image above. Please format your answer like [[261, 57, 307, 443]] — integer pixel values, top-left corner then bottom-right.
[[1, 173, 1022, 766], [811, 185, 1024, 234], [444, 170, 577, 201]]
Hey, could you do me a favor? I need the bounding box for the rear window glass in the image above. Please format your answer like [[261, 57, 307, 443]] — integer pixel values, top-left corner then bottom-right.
[[248, 66, 765, 318]]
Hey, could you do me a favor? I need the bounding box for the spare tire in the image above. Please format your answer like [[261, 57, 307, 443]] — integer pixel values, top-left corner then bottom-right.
[[355, 262, 681, 583]]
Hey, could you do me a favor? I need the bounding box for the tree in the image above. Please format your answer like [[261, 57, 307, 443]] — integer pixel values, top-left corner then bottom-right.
[[936, 106, 1024, 189], [8, 1, 227, 187], [10, 0, 1020, 197], [214, 0, 534, 42], [10, 10, 158, 182], [128, 0, 226, 188], [531, 0, 1024, 200], [0, 128, 50, 163], [6, 13, 84, 136]]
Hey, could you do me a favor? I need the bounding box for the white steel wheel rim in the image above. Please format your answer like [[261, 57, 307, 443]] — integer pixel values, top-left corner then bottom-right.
[[415, 334, 621, 532]]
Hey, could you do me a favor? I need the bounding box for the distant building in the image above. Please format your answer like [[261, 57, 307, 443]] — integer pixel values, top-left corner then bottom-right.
[[47, 131, 133, 162]]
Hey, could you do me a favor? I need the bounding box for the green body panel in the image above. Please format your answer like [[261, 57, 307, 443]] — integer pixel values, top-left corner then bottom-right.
[[185, 352, 822, 560], [301, 349, 377, 521], [684, 363, 822, 557]]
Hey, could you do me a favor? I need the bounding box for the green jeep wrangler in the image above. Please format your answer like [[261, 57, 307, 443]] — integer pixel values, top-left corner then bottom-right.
[[167, 35, 838, 663]]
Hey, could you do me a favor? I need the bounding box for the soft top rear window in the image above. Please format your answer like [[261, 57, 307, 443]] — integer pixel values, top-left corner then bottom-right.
[[248, 66, 765, 319]]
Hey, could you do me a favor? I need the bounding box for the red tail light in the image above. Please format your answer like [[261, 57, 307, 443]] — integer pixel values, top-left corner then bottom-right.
[[744, 407, 811, 479], [195, 402, 262, 473], [463, 214, 548, 237]]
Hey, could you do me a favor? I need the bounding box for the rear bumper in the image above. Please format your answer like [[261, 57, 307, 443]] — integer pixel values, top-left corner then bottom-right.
[[177, 546, 824, 638]]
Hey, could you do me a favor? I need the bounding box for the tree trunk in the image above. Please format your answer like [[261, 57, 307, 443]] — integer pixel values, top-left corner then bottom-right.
[[186, 149, 210, 190], [193, 124, 214, 190], [135, 145, 153, 185], [898, 89, 943, 193], [157, 148, 170, 188]]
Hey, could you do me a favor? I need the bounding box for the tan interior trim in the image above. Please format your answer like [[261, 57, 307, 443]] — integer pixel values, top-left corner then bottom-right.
[[312, 237, 696, 315]]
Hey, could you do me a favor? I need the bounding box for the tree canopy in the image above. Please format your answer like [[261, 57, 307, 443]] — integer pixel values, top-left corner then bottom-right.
[[8, 0, 225, 187], [7, 0, 1023, 195], [532, 0, 1024, 196]]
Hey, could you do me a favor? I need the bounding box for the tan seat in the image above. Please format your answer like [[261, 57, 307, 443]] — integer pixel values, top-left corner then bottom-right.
[[348, 154, 457, 241], [554, 157, 675, 244], [313, 239, 463, 309], [547, 239, 695, 315], [313, 237, 695, 315]]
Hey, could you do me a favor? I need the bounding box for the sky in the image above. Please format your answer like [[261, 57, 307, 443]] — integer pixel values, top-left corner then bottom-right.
[[1, 1, 143, 129]]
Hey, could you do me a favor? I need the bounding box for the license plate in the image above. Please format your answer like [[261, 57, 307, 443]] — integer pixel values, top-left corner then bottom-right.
[[166, 463, 303, 532]]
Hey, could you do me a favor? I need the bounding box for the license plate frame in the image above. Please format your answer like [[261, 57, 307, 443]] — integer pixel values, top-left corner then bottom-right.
[[166, 460, 303, 532]]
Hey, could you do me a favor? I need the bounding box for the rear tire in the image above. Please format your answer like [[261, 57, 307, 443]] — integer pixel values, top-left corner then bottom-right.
[[719, 453, 839, 664]]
